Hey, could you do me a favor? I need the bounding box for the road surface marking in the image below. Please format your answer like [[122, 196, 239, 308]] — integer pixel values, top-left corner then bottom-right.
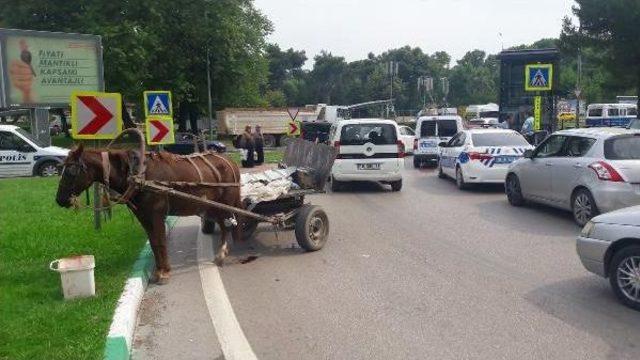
[[197, 223, 258, 360]]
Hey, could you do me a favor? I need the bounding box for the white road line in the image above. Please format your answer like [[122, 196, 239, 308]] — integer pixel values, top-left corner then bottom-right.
[[196, 221, 258, 360]]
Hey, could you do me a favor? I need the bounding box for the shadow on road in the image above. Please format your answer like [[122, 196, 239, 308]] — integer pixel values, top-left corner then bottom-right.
[[525, 276, 640, 359], [475, 199, 578, 237], [330, 181, 395, 193]]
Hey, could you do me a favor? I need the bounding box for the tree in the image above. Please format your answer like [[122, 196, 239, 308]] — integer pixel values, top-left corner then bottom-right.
[[308, 51, 347, 104], [561, 0, 640, 115], [265, 44, 307, 90]]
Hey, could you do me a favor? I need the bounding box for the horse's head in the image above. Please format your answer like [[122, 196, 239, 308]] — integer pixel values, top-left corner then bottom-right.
[[56, 144, 98, 208]]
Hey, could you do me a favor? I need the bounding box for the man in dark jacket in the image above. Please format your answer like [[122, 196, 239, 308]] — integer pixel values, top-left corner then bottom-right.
[[254, 125, 264, 165], [238, 125, 255, 168]]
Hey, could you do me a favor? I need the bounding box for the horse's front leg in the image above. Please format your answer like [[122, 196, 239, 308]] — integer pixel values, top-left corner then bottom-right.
[[214, 218, 229, 266], [133, 209, 165, 284], [151, 214, 171, 284]]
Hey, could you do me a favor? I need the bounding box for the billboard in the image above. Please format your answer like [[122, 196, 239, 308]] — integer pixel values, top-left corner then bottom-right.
[[0, 28, 104, 108]]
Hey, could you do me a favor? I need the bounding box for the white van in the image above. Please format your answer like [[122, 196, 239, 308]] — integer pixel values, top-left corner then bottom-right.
[[413, 115, 464, 168], [586, 103, 637, 127], [329, 119, 404, 191], [0, 124, 68, 177]]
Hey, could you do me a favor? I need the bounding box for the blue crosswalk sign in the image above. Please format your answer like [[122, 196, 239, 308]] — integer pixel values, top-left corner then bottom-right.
[[144, 91, 173, 117], [525, 64, 553, 91]]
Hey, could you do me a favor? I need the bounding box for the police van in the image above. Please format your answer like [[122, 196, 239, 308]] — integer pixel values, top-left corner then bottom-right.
[[0, 124, 68, 178], [586, 103, 637, 127], [412, 115, 464, 168]]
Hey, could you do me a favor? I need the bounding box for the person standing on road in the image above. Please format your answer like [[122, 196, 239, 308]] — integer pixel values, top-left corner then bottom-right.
[[520, 111, 535, 143], [500, 114, 514, 129], [254, 125, 265, 165], [238, 125, 255, 168]]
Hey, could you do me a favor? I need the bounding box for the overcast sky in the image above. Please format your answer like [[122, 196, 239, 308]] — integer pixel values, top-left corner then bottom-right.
[[254, 0, 576, 67]]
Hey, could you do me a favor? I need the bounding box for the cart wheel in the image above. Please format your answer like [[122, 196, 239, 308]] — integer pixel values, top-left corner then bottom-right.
[[201, 218, 216, 234], [295, 205, 329, 251], [242, 218, 258, 239]]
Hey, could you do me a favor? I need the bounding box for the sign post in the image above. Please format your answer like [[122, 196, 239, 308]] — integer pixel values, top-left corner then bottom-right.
[[70, 91, 122, 139], [286, 108, 301, 136], [534, 96, 542, 131], [145, 116, 175, 145], [143, 91, 173, 117]]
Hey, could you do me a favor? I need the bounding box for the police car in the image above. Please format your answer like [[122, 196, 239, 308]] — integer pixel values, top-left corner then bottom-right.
[[0, 124, 68, 178], [438, 128, 533, 189]]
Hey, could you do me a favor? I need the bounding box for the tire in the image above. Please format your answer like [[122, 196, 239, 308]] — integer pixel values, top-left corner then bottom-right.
[[455, 166, 468, 190], [438, 163, 446, 178], [201, 218, 216, 234], [262, 134, 276, 148], [295, 205, 329, 251], [505, 174, 525, 207], [413, 157, 421, 168], [390, 180, 402, 192], [572, 188, 599, 226], [37, 161, 59, 177], [608, 246, 640, 311], [330, 176, 342, 192]]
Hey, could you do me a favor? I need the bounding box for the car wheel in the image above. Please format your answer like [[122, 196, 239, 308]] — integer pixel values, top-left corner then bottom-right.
[[609, 246, 640, 311], [438, 163, 446, 179], [330, 176, 342, 192], [572, 188, 599, 226], [455, 166, 467, 190], [38, 161, 59, 177], [413, 157, 421, 168], [505, 174, 525, 206], [390, 180, 402, 192]]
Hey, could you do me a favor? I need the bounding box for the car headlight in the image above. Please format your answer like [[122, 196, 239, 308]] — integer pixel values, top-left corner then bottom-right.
[[581, 221, 596, 238]]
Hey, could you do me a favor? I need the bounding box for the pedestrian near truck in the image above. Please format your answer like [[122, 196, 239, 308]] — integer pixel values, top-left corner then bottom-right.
[[254, 125, 265, 165], [236, 125, 255, 168]]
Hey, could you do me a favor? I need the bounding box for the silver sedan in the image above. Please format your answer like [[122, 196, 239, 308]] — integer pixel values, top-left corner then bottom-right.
[[577, 205, 640, 311], [506, 127, 640, 226]]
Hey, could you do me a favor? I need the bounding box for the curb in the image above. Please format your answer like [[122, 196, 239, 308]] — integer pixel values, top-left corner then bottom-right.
[[103, 217, 178, 360]]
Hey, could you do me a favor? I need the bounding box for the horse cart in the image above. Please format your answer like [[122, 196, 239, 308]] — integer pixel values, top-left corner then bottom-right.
[[199, 139, 337, 251]]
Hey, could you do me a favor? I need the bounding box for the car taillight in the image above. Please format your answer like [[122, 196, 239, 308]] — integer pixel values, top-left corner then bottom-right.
[[397, 140, 405, 158], [467, 152, 493, 161], [589, 161, 624, 182], [334, 141, 341, 159], [413, 138, 418, 150]]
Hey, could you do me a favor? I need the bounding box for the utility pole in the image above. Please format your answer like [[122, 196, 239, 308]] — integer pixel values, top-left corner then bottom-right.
[[386, 61, 399, 118], [417, 76, 434, 110], [206, 47, 214, 138], [441, 77, 450, 107], [575, 50, 582, 128]]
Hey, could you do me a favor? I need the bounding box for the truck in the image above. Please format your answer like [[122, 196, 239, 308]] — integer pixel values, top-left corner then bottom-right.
[[216, 106, 323, 147]]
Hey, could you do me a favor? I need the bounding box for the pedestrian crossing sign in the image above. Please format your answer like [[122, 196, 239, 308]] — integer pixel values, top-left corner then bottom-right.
[[144, 91, 173, 117], [525, 64, 553, 91]]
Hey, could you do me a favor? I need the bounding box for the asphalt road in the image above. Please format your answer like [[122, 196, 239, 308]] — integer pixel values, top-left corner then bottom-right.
[[134, 158, 640, 360]]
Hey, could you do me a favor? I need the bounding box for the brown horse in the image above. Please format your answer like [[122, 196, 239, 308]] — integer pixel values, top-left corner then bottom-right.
[[55, 144, 243, 284]]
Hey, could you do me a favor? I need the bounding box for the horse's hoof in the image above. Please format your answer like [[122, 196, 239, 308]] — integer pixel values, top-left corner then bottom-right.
[[157, 272, 171, 285], [214, 256, 225, 267]]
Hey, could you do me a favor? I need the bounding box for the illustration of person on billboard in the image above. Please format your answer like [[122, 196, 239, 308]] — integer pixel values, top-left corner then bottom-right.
[[9, 39, 36, 103]]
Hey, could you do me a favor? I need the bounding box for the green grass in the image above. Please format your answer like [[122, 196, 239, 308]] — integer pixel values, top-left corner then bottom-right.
[[51, 135, 76, 149], [0, 177, 146, 360], [227, 150, 284, 165]]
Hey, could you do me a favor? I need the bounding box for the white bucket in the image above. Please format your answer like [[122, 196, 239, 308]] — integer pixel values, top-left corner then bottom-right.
[[49, 255, 96, 300]]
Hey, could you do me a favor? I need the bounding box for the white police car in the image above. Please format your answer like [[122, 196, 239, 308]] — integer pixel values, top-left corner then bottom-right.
[[0, 124, 68, 178], [438, 128, 533, 189]]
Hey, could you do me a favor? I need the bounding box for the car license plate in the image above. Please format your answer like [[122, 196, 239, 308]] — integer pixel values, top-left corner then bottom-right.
[[493, 155, 518, 164], [420, 140, 437, 149], [358, 163, 381, 170]]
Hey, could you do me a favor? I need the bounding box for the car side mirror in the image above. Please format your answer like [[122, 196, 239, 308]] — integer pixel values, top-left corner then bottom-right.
[[523, 149, 534, 159], [438, 141, 448, 147]]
